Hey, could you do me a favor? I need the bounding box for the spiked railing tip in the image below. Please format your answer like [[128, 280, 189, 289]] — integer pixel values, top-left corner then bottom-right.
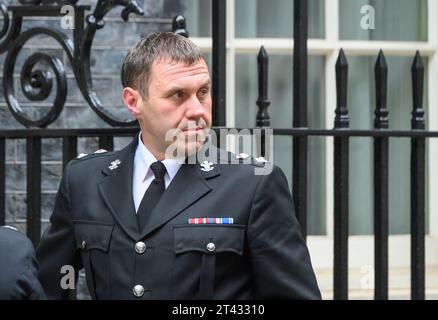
[[258, 46, 268, 60], [336, 49, 348, 68], [172, 15, 189, 38], [335, 49, 349, 128], [412, 50, 424, 72], [375, 49, 387, 69], [256, 46, 270, 127], [374, 49, 389, 129], [411, 51, 425, 130], [257, 46, 269, 101]]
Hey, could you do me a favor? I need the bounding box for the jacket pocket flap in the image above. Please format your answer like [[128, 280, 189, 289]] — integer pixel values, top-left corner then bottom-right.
[[173, 224, 245, 255], [73, 220, 114, 252]]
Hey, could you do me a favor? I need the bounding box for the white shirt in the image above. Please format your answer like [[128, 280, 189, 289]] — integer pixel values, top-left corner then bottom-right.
[[133, 133, 182, 213]]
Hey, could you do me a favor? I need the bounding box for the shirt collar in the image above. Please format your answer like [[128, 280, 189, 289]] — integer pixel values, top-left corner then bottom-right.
[[136, 132, 182, 181]]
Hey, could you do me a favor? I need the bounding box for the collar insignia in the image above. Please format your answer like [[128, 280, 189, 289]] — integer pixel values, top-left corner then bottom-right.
[[200, 160, 214, 172], [108, 159, 121, 170]]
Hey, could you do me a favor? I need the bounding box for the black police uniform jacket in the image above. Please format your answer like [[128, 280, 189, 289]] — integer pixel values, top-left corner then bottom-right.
[[0, 226, 46, 300], [36, 136, 321, 300]]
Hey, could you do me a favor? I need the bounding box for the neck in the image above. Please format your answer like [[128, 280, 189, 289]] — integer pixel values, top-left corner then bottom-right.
[[140, 132, 165, 161]]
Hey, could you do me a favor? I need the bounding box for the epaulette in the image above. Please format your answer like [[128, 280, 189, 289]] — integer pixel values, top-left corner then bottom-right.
[[1, 225, 18, 232], [218, 151, 270, 167], [251, 156, 270, 167], [72, 149, 112, 162]]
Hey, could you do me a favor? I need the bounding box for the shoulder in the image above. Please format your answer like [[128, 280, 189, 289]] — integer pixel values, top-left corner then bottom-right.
[[201, 145, 279, 180], [0, 226, 35, 272], [69, 149, 115, 167], [66, 149, 122, 176], [205, 144, 271, 168], [0, 226, 32, 248], [211, 146, 286, 181], [217, 149, 275, 174], [0, 227, 44, 300]]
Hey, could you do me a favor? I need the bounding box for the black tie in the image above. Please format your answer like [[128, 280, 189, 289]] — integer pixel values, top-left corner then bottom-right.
[[137, 161, 167, 230]]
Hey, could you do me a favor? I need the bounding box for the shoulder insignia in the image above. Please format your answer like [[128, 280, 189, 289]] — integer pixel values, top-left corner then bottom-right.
[[2, 225, 18, 232], [76, 153, 88, 159], [94, 149, 108, 154], [236, 153, 249, 160], [255, 156, 268, 164]]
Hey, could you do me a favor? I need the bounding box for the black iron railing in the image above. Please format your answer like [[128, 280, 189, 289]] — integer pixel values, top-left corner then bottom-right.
[[0, 0, 146, 127]]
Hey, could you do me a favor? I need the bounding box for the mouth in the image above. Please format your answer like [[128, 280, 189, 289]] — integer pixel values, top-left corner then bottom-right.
[[182, 126, 205, 132]]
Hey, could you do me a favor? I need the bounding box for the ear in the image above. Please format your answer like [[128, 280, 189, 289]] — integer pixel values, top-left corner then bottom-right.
[[122, 87, 142, 118]]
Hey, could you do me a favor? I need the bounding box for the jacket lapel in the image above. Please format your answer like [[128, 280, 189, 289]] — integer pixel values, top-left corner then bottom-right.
[[138, 164, 211, 239], [98, 137, 223, 241], [138, 142, 222, 239], [98, 137, 139, 241]]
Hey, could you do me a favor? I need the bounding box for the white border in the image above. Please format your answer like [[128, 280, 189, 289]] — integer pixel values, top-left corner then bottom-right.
[[427, 0, 438, 238]]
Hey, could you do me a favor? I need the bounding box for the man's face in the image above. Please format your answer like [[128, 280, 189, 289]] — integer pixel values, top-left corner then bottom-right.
[[135, 58, 212, 159]]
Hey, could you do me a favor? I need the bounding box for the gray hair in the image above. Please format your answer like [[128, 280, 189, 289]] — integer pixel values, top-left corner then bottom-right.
[[121, 32, 203, 97]]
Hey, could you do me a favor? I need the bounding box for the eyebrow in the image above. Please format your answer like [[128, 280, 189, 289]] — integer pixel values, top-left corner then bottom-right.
[[164, 80, 211, 96], [201, 79, 212, 87]]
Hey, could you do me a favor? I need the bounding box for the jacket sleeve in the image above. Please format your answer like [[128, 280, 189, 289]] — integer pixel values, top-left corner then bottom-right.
[[0, 229, 46, 300], [12, 247, 46, 300], [247, 164, 321, 299], [36, 162, 81, 300]]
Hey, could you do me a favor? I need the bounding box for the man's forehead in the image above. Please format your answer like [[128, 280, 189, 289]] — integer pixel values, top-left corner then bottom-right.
[[153, 57, 208, 71], [152, 59, 210, 82]]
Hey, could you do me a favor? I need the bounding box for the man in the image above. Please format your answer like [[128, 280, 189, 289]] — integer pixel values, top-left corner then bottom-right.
[[36, 32, 321, 299], [0, 226, 46, 299]]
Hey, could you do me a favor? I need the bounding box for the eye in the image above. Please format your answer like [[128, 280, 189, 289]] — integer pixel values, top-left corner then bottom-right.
[[168, 90, 185, 100], [198, 87, 210, 97], [175, 90, 185, 98]]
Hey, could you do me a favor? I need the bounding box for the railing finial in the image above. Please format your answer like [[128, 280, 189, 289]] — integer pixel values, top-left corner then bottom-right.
[[411, 51, 425, 130], [256, 46, 270, 127], [335, 49, 349, 129], [374, 49, 389, 129], [172, 15, 189, 38]]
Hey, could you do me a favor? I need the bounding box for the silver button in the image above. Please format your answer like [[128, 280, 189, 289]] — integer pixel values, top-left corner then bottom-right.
[[206, 242, 216, 252], [135, 241, 146, 254], [81, 241, 86, 250], [133, 285, 144, 298]]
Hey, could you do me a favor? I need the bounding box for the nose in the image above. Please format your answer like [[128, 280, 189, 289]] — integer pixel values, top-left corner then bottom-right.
[[185, 95, 205, 119]]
